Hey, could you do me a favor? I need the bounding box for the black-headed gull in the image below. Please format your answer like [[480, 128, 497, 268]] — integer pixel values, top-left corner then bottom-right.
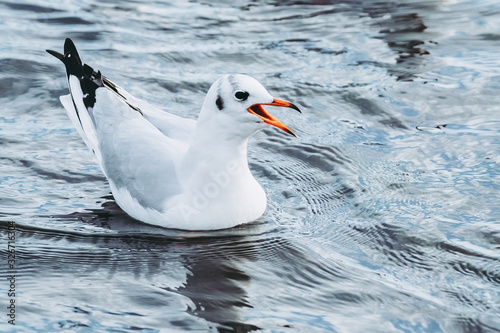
[[47, 38, 301, 230]]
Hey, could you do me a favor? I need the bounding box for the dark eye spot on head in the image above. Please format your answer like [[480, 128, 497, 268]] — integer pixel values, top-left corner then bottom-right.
[[234, 90, 249, 101], [216, 95, 223, 110]]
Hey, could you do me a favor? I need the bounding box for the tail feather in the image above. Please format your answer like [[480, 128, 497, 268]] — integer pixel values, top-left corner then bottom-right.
[[47, 38, 103, 165], [47, 38, 144, 168], [59, 94, 97, 156], [47, 38, 141, 112], [47, 38, 103, 109]]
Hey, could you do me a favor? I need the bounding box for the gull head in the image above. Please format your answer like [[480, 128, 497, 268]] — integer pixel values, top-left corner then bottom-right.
[[198, 74, 301, 139]]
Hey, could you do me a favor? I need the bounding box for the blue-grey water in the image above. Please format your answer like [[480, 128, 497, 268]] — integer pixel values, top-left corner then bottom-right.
[[1, 0, 500, 332]]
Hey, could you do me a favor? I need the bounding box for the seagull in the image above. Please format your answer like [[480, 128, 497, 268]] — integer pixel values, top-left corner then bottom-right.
[[47, 38, 301, 230]]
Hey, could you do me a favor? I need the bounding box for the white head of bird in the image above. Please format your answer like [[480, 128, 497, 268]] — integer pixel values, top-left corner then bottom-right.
[[197, 74, 299, 142]]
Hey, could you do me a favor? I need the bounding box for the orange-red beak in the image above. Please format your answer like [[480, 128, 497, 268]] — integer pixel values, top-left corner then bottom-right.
[[247, 98, 301, 136]]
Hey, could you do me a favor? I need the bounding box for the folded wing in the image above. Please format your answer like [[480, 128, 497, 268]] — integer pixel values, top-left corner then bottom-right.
[[47, 38, 194, 211]]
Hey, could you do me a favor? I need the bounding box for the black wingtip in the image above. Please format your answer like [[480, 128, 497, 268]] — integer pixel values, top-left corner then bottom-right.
[[46, 38, 84, 78], [46, 38, 81, 64], [64, 38, 76, 54], [64, 38, 82, 67], [46, 49, 64, 62]]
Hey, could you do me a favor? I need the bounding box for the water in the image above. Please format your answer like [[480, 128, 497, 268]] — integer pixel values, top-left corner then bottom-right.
[[1, 0, 500, 332]]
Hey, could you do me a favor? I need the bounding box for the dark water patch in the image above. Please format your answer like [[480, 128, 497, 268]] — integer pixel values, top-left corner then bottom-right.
[[156, 78, 211, 94], [2, 2, 62, 13], [157, 52, 196, 65], [349, 222, 438, 270], [370, 2, 438, 81], [343, 92, 409, 129], [436, 241, 499, 262], [450, 317, 500, 333], [0, 58, 55, 76], [480, 33, 500, 41], [0, 77, 33, 97], [269, 8, 345, 22], [0, 158, 107, 184], [0, 137, 22, 146], [65, 31, 103, 41], [259, 39, 347, 57], [39, 16, 94, 25], [261, 140, 351, 169], [449, 261, 500, 285]]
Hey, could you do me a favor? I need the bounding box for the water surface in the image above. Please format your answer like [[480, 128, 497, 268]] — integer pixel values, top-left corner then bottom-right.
[[1, 0, 500, 332]]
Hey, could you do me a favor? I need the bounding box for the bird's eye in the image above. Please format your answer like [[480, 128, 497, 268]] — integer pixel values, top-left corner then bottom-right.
[[234, 90, 249, 101]]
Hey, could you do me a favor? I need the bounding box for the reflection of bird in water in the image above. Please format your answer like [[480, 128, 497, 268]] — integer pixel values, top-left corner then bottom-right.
[[175, 256, 260, 332], [50, 203, 264, 330], [47, 38, 301, 231]]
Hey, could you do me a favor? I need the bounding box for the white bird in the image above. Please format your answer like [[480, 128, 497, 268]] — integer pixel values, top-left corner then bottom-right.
[[47, 38, 301, 230]]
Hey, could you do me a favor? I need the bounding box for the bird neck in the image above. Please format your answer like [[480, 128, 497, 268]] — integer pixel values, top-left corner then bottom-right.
[[180, 124, 254, 186]]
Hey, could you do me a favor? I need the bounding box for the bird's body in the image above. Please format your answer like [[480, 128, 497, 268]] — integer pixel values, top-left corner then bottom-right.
[[47, 39, 300, 230]]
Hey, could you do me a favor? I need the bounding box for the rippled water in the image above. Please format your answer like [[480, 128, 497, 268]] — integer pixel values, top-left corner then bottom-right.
[[1, 0, 500, 332]]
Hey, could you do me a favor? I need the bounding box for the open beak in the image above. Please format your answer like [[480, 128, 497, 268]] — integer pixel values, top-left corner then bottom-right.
[[247, 98, 301, 136]]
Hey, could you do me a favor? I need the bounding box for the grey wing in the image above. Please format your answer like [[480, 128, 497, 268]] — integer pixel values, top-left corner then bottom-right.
[[95, 102, 187, 211]]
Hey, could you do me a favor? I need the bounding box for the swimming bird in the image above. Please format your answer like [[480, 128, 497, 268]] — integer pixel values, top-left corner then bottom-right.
[[47, 38, 301, 230]]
